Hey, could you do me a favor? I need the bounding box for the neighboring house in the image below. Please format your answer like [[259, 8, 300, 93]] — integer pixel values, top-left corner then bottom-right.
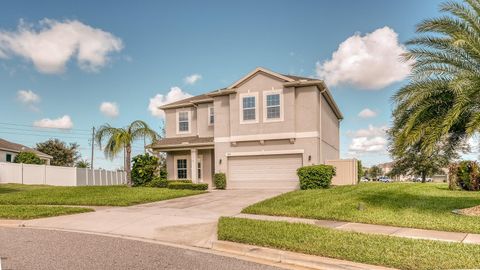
[[149, 67, 343, 189], [0, 138, 52, 165]]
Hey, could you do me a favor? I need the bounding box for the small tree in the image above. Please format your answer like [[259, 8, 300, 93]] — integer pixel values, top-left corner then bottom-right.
[[368, 166, 383, 180], [357, 160, 363, 182], [131, 153, 159, 186], [36, 139, 80, 167], [14, 152, 43, 165], [75, 159, 91, 168]]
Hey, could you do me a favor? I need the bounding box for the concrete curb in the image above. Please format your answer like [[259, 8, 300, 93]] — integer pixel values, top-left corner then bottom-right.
[[212, 240, 397, 270]]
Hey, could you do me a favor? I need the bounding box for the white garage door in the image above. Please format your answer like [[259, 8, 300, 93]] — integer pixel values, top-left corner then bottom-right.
[[228, 154, 302, 189]]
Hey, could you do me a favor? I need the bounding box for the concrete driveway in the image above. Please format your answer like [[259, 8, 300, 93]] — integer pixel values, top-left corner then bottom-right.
[[22, 189, 284, 248]]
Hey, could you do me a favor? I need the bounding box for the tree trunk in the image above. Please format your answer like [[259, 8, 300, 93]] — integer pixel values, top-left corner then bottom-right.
[[421, 172, 426, 183], [126, 144, 132, 187]]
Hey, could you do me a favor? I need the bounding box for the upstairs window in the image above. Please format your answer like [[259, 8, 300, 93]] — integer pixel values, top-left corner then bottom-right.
[[177, 111, 190, 133], [266, 94, 280, 119], [208, 106, 214, 125], [264, 90, 283, 122], [242, 96, 256, 121]]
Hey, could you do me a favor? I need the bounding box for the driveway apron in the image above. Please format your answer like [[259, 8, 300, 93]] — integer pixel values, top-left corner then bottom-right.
[[22, 190, 284, 248]]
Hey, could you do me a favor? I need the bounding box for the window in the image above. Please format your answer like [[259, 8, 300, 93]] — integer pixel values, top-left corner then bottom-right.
[[266, 94, 280, 119], [177, 111, 189, 133], [177, 159, 187, 179], [263, 90, 283, 122], [242, 96, 256, 121], [208, 106, 214, 125], [197, 160, 202, 180], [6, 154, 12, 162]]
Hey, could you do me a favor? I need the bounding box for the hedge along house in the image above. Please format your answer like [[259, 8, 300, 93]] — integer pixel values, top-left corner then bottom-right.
[[0, 138, 52, 165], [149, 67, 355, 189]]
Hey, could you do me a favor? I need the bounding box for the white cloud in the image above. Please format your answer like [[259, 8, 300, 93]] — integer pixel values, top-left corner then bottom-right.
[[148, 87, 192, 118], [358, 108, 377, 118], [17, 89, 40, 104], [184, 74, 202, 85], [17, 89, 40, 111], [0, 19, 123, 74], [99, 102, 119, 118], [348, 125, 388, 155], [316, 26, 412, 90], [33, 115, 73, 129]]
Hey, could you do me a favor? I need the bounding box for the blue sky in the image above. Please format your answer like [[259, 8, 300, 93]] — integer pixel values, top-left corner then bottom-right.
[[0, 0, 445, 169]]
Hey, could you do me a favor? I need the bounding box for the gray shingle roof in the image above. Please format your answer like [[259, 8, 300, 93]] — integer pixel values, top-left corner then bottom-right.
[[150, 136, 214, 149]]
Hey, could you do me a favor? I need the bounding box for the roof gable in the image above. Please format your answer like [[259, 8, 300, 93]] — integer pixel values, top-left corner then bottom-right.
[[227, 67, 295, 89]]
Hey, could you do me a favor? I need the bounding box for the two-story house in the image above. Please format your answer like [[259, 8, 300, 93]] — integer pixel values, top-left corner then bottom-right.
[[149, 67, 343, 189]]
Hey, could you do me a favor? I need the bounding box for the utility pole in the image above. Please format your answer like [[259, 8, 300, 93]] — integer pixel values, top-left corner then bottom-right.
[[91, 127, 95, 169]]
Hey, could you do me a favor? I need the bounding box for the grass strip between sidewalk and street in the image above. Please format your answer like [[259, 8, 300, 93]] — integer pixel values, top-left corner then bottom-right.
[[0, 205, 93, 219], [218, 217, 480, 270], [0, 184, 205, 206], [243, 182, 480, 233]]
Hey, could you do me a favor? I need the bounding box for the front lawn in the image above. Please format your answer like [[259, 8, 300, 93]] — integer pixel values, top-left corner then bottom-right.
[[243, 182, 480, 233], [0, 205, 93, 219], [0, 184, 205, 206], [218, 217, 480, 270]]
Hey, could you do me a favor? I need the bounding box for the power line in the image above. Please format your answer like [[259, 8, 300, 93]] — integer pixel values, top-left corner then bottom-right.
[[0, 126, 90, 135], [0, 131, 90, 140], [0, 121, 91, 131]]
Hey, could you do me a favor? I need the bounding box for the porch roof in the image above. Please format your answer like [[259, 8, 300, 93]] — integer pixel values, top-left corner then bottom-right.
[[148, 136, 214, 151]]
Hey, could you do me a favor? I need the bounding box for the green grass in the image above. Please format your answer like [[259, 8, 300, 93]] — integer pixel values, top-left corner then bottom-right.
[[0, 205, 93, 219], [243, 182, 480, 233], [218, 217, 480, 270], [0, 184, 205, 206]]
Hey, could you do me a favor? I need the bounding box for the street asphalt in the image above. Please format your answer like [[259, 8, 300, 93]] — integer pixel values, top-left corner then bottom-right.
[[0, 227, 283, 270]]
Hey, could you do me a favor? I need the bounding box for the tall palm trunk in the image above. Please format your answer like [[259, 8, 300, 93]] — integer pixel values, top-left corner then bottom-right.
[[126, 144, 132, 187]]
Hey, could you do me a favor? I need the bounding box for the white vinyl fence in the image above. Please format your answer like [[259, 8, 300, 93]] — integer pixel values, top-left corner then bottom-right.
[[0, 162, 127, 186]]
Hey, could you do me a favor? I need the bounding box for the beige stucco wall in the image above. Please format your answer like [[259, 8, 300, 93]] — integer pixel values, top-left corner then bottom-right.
[[227, 73, 297, 136], [320, 95, 340, 162], [164, 103, 214, 138], [326, 159, 357, 186]]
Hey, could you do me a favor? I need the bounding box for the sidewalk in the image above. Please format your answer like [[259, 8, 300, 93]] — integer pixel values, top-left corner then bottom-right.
[[235, 213, 480, 244]]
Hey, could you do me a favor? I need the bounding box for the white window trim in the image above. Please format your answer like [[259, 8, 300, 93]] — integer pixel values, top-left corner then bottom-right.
[[239, 92, 259, 124], [263, 89, 284, 122], [176, 109, 191, 135], [208, 105, 214, 126], [174, 155, 189, 179]]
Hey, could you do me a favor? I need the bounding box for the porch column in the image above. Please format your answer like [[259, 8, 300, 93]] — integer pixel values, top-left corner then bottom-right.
[[191, 148, 198, 183]]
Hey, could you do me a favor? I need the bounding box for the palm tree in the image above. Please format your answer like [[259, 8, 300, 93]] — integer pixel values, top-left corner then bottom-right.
[[392, 0, 480, 154], [75, 159, 91, 168], [95, 120, 158, 186]]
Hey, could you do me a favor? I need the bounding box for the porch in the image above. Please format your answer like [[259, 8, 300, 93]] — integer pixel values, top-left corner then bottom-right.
[[149, 136, 215, 188]]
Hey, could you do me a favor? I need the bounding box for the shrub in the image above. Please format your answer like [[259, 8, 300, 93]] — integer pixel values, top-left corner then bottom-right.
[[169, 179, 192, 183], [146, 177, 168, 188], [297, 164, 335, 190], [455, 161, 480, 191], [167, 182, 208, 190], [131, 154, 159, 187], [214, 173, 227, 189], [14, 152, 44, 165], [159, 167, 168, 180]]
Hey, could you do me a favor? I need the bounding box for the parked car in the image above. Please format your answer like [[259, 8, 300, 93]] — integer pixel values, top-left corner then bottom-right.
[[360, 177, 369, 182], [379, 176, 392, 183]]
